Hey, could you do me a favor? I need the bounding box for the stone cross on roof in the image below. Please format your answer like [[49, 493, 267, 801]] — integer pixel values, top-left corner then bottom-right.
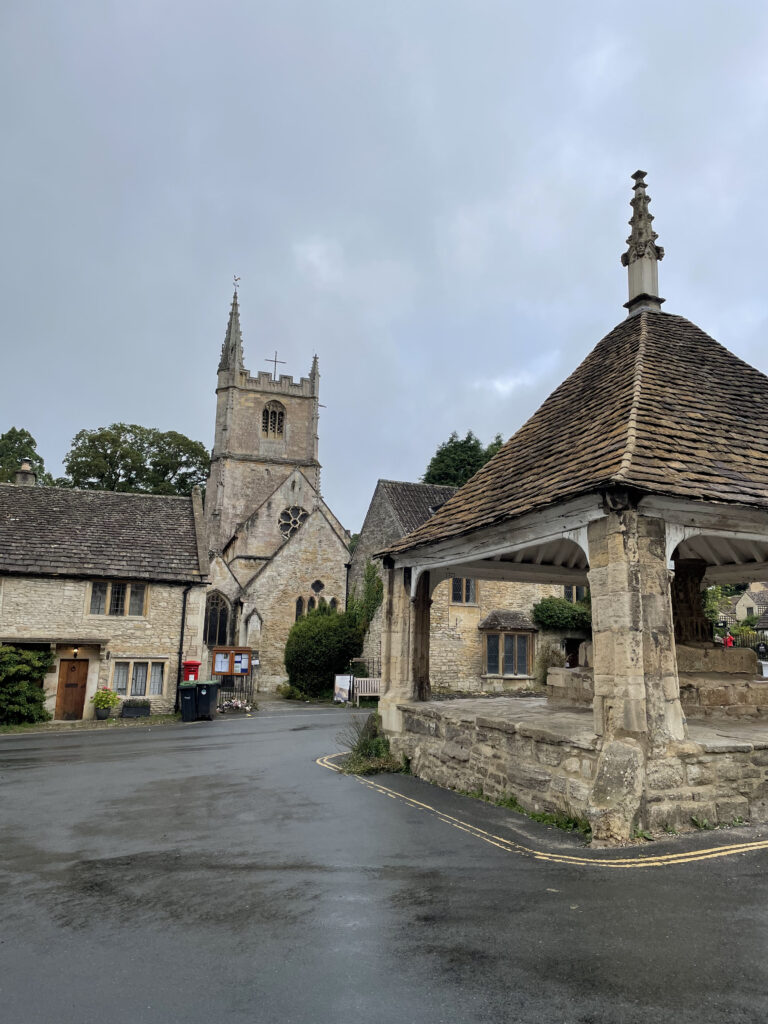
[[621, 170, 665, 315]]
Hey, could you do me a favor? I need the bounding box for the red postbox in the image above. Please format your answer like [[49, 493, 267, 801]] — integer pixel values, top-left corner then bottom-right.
[[182, 659, 202, 682]]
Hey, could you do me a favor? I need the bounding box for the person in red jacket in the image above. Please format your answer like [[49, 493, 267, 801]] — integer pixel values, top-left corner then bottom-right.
[[724, 631, 734, 648]]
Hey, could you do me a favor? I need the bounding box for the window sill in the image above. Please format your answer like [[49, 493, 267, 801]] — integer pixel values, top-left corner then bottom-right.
[[481, 674, 534, 680]]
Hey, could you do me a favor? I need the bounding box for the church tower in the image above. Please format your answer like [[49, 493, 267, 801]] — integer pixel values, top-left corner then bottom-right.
[[205, 290, 321, 552]]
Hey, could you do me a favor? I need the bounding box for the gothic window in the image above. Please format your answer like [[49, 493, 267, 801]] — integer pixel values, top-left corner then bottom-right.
[[295, 597, 304, 620], [204, 592, 230, 646], [329, 598, 338, 611], [311, 580, 324, 594], [279, 505, 309, 540], [307, 596, 316, 612], [451, 577, 477, 604], [261, 401, 285, 439]]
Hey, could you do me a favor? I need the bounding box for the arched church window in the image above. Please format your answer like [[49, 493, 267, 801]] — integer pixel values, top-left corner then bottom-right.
[[279, 505, 309, 540], [262, 401, 285, 439], [295, 597, 304, 620], [204, 592, 230, 646], [307, 596, 316, 612], [329, 598, 338, 611]]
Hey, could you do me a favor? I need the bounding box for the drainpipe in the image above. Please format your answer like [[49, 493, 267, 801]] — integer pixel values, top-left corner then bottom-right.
[[174, 584, 193, 712], [344, 561, 351, 610]]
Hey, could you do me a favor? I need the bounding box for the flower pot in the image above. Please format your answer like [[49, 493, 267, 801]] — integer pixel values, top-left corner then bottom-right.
[[94, 708, 110, 721]]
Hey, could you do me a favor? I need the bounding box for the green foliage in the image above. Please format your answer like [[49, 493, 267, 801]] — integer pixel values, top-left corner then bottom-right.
[[461, 788, 592, 839], [276, 683, 305, 701], [534, 642, 566, 686], [122, 698, 151, 708], [336, 713, 406, 774], [347, 560, 384, 632], [90, 686, 121, 709], [63, 423, 210, 495], [0, 646, 54, 725], [0, 427, 53, 485], [422, 430, 504, 487], [348, 532, 360, 554], [532, 596, 592, 631], [284, 608, 364, 698]]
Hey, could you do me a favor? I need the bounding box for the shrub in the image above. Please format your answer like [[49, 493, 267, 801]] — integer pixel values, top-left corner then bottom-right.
[[276, 683, 305, 701], [284, 609, 364, 698], [122, 698, 150, 708], [532, 596, 591, 631], [336, 713, 405, 775], [91, 686, 121, 710], [0, 645, 54, 725], [534, 642, 567, 687]]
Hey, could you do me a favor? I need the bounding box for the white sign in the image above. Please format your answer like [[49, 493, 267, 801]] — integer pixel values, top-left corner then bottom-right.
[[234, 652, 250, 674], [214, 652, 230, 673], [333, 675, 352, 703]]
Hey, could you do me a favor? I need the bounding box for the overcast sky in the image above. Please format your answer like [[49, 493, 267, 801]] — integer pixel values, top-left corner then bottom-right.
[[2, 1, 768, 531]]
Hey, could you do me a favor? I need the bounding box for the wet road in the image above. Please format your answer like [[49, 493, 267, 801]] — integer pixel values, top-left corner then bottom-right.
[[2, 703, 768, 1024]]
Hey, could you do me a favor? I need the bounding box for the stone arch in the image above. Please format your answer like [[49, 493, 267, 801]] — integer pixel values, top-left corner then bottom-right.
[[261, 400, 285, 439]]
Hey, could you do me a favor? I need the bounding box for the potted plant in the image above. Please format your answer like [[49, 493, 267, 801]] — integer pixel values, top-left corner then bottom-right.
[[90, 686, 120, 720], [121, 698, 151, 719]]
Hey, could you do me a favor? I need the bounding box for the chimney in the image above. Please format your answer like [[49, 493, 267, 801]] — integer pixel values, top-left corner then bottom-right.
[[15, 458, 37, 487]]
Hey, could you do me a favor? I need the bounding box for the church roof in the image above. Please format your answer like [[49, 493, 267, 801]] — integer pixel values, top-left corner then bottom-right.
[[218, 289, 244, 372], [387, 310, 768, 556], [0, 485, 208, 583], [378, 480, 457, 536]]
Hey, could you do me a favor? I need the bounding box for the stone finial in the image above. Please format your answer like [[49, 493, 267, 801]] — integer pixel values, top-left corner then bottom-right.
[[621, 171, 665, 315], [15, 457, 37, 486], [309, 354, 319, 379], [218, 289, 245, 372]]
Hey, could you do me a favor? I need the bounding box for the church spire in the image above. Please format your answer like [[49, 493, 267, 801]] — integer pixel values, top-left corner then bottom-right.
[[621, 170, 665, 316], [218, 289, 244, 372]]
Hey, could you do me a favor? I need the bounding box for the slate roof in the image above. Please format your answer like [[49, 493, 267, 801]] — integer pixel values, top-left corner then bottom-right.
[[756, 609, 768, 632], [387, 311, 768, 555], [477, 610, 537, 632], [0, 485, 207, 583], [378, 480, 458, 535]]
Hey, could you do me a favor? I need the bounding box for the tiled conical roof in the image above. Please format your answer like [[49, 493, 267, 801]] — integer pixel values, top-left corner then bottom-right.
[[388, 310, 768, 555]]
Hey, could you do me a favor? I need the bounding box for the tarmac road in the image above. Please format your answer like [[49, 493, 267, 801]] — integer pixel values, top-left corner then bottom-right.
[[2, 702, 768, 1024]]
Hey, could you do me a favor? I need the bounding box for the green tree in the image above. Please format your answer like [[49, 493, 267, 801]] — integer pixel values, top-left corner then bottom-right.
[[63, 423, 210, 495], [0, 427, 53, 484], [422, 431, 505, 487], [0, 646, 54, 725], [532, 596, 592, 631], [284, 606, 364, 698]]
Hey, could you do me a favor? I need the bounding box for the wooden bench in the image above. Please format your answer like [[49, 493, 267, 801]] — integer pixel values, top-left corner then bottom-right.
[[353, 677, 381, 707]]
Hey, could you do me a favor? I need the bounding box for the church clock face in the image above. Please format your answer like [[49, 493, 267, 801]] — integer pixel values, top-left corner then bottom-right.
[[279, 506, 309, 539]]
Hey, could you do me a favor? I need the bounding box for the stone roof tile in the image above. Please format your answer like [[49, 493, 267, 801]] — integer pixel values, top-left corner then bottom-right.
[[387, 311, 768, 555], [0, 485, 206, 583]]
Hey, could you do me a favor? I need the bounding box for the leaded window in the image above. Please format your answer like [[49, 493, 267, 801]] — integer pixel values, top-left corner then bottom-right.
[[484, 632, 532, 676], [204, 593, 230, 646], [89, 581, 147, 617], [451, 577, 476, 604]]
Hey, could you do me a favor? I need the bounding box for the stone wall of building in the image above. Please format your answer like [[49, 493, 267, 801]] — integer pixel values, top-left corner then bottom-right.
[[0, 575, 205, 718]]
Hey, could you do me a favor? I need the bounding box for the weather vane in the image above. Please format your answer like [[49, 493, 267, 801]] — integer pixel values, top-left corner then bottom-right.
[[266, 350, 286, 377], [233, 275, 240, 291]]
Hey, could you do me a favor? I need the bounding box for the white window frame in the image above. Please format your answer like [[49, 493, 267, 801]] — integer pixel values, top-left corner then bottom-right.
[[110, 658, 167, 697]]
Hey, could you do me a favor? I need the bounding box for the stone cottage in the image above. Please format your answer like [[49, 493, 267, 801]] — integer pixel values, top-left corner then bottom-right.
[[0, 464, 208, 719], [351, 479, 576, 690], [379, 171, 768, 842], [201, 291, 350, 689]]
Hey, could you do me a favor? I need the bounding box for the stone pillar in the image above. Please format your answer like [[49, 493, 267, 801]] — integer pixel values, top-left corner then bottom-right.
[[671, 558, 711, 644], [379, 565, 431, 734], [587, 508, 686, 842]]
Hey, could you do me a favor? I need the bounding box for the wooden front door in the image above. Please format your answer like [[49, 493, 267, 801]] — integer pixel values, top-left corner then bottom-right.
[[55, 660, 89, 720]]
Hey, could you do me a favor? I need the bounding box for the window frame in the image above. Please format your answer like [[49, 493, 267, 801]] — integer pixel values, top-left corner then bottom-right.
[[483, 631, 534, 677], [261, 400, 286, 439], [88, 581, 149, 617], [111, 658, 167, 697], [450, 577, 477, 605], [204, 592, 230, 646]]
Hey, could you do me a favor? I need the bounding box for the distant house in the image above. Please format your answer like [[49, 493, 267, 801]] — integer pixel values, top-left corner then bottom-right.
[[732, 589, 768, 622], [350, 479, 571, 692], [0, 471, 208, 720]]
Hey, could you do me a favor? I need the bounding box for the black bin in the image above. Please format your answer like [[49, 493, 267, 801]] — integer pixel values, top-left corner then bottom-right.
[[195, 681, 220, 721], [179, 682, 198, 722]]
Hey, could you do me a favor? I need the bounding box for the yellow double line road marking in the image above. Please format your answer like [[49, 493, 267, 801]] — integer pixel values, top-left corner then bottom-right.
[[317, 752, 768, 869]]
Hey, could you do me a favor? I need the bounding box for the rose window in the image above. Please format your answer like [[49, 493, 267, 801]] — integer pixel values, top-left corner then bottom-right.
[[279, 506, 309, 539]]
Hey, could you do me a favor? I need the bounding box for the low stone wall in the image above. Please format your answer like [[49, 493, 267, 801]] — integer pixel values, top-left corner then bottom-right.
[[392, 699, 598, 822], [389, 698, 768, 841], [547, 667, 594, 706]]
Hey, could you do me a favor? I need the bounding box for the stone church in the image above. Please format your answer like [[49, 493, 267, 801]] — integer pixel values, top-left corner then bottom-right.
[[201, 290, 350, 690]]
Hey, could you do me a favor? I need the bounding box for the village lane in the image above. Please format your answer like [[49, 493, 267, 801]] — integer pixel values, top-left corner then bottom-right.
[[2, 704, 768, 1024]]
